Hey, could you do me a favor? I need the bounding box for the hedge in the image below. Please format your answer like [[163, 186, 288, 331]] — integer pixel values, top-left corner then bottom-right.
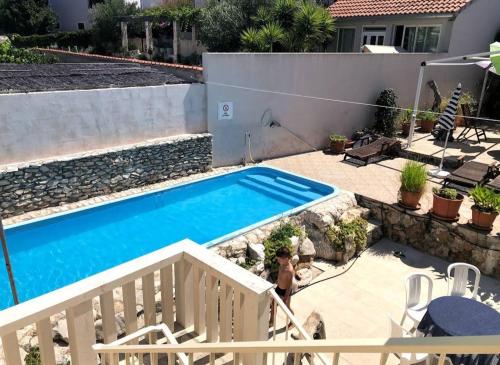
[[11, 31, 92, 49]]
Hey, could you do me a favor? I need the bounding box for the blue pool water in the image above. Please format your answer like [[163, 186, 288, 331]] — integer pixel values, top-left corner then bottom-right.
[[0, 166, 336, 309]]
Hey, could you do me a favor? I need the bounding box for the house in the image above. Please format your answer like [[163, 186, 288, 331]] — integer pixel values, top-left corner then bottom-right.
[[327, 0, 500, 55]]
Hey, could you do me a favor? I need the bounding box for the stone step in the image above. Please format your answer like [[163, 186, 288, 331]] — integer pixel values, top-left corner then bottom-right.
[[339, 206, 371, 222], [366, 219, 383, 246]]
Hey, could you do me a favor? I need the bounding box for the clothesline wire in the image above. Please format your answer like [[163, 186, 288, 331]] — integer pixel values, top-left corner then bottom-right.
[[206, 81, 500, 124]]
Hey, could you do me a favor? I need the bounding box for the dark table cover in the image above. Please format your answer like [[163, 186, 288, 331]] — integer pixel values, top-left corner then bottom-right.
[[418, 296, 500, 365]]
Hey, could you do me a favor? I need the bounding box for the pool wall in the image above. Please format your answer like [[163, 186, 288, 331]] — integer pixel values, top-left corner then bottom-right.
[[0, 133, 212, 218]]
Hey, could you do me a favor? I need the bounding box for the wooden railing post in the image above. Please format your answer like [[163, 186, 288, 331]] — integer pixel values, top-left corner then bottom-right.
[[175, 257, 194, 328], [241, 291, 270, 365], [66, 300, 98, 365]]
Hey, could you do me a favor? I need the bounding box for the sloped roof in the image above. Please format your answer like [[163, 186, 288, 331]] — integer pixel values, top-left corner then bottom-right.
[[328, 0, 471, 18]]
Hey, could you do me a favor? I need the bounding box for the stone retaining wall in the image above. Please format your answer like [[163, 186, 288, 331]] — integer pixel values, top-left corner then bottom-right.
[[356, 194, 500, 279], [0, 134, 212, 218]]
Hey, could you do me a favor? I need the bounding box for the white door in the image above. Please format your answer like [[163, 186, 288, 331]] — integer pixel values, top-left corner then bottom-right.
[[361, 27, 386, 46]]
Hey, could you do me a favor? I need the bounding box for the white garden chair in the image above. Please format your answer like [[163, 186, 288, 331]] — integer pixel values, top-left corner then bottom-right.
[[447, 263, 481, 299], [387, 317, 430, 365], [401, 273, 433, 330]]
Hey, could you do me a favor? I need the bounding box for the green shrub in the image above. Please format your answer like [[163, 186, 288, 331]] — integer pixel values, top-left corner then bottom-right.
[[11, 31, 93, 49], [374, 89, 399, 137], [469, 185, 500, 213], [432, 187, 460, 200], [263, 223, 300, 271], [237, 258, 258, 269], [0, 46, 58, 64], [400, 160, 427, 193], [417, 110, 437, 122], [25, 347, 41, 365], [329, 134, 347, 143], [326, 218, 368, 252]]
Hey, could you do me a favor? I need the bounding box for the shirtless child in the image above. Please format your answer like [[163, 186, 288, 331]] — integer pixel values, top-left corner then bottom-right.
[[270, 246, 295, 327]]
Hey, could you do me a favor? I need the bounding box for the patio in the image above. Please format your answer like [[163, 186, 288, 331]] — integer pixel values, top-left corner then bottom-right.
[[283, 238, 500, 365]]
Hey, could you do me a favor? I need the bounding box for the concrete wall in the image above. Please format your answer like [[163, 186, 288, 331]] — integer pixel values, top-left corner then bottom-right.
[[49, 0, 90, 31], [448, 0, 500, 56], [204, 53, 483, 166], [0, 84, 206, 165]]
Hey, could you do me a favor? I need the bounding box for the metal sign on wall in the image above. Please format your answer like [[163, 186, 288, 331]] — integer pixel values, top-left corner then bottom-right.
[[218, 102, 233, 120]]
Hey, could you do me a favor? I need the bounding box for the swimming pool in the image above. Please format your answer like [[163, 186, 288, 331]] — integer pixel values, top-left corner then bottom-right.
[[0, 166, 337, 309]]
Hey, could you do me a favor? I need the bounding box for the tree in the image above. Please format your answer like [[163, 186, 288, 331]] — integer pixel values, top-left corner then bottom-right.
[[239, 0, 335, 53], [0, 0, 58, 35], [198, 0, 245, 52], [89, 0, 138, 53]]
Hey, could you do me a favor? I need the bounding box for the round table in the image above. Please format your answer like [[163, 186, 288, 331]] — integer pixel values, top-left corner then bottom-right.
[[418, 296, 500, 365]]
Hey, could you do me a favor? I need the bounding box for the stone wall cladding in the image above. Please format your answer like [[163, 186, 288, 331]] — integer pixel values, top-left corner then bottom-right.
[[356, 194, 500, 279], [0, 134, 212, 218]]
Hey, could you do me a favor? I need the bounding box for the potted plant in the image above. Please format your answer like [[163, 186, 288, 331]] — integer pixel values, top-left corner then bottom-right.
[[398, 108, 413, 137], [399, 160, 427, 209], [418, 110, 437, 133], [469, 185, 500, 230], [329, 134, 347, 154], [432, 187, 464, 220]]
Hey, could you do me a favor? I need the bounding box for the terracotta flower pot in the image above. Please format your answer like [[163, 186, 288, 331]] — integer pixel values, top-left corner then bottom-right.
[[455, 115, 464, 127], [420, 119, 435, 133], [471, 206, 498, 230], [330, 140, 346, 154], [345, 140, 354, 149], [432, 193, 464, 220], [400, 190, 423, 209]]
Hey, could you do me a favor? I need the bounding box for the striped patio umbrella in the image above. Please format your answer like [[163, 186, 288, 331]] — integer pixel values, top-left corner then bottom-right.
[[428, 83, 462, 178]]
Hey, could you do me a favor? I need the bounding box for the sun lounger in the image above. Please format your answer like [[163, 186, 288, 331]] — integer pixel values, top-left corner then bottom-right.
[[486, 175, 500, 192], [443, 160, 497, 189], [343, 137, 400, 166]]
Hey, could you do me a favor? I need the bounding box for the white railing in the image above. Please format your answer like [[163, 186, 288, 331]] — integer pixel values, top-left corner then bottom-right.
[[93, 335, 500, 365], [0, 240, 273, 365]]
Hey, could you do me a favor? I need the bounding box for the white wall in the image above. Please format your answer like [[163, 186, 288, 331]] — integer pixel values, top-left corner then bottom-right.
[[448, 0, 500, 56], [0, 84, 206, 165], [49, 0, 90, 31], [204, 53, 483, 167]]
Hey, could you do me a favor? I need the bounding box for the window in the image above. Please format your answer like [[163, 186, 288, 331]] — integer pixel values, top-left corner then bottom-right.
[[398, 26, 440, 52], [333, 28, 355, 52], [361, 27, 386, 47], [78, 23, 85, 30]]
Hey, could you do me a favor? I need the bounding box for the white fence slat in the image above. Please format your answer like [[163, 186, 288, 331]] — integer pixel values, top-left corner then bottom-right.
[[66, 300, 97, 365], [175, 259, 194, 328], [1, 332, 22, 365], [160, 265, 174, 329], [219, 282, 232, 342], [122, 281, 138, 347], [193, 265, 206, 335], [206, 274, 218, 342], [36, 317, 57, 365], [142, 273, 157, 365], [100, 291, 117, 344]]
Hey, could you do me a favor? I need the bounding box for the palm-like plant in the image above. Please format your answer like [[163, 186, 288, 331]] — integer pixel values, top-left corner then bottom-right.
[[272, 0, 297, 31], [241, 27, 264, 52], [293, 1, 322, 51], [251, 6, 273, 28], [258, 22, 285, 52]]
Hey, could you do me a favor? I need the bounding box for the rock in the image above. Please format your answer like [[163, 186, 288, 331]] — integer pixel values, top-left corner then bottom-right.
[[342, 234, 357, 263], [52, 319, 69, 345], [295, 268, 313, 287], [298, 238, 316, 257], [248, 242, 265, 261], [94, 314, 127, 343], [236, 256, 246, 265], [291, 254, 299, 265], [250, 262, 265, 275], [290, 236, 300, 254], [260, 269, 271, 281], [340, 207, 371, 222]]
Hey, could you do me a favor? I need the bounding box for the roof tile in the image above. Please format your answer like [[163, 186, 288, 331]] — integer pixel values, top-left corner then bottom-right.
[[328, 0, 470, 18]]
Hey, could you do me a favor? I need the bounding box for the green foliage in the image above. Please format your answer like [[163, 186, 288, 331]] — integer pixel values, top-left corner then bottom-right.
[[11, 31, 92, 49], [400, 160, 427, 193], [263, 223, 301, 271], [89, 0, 139, 54], [242, 0, 334, 52], [469, 185, 500, 213], [0, 39, 58, 63], [326, 218, 368, 251], [417, 110, 438, 122], [139, 6, 200, 31], [241, 28, 263, 52], [25, 347, 41, 365], [0, 0, 58, 35], [432, 187, 460, 200], [329, 134, 347, 142], [374, 89, 399, 137], [198, 0, 246, 51], [398, 107, 413, 125], [237, 258, 258, 269]]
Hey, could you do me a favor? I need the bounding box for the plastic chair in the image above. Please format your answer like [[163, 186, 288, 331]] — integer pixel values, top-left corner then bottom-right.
[[401, 273, 433, 330], [388, 317, 430, 365], [447, 263, 481, 299]]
